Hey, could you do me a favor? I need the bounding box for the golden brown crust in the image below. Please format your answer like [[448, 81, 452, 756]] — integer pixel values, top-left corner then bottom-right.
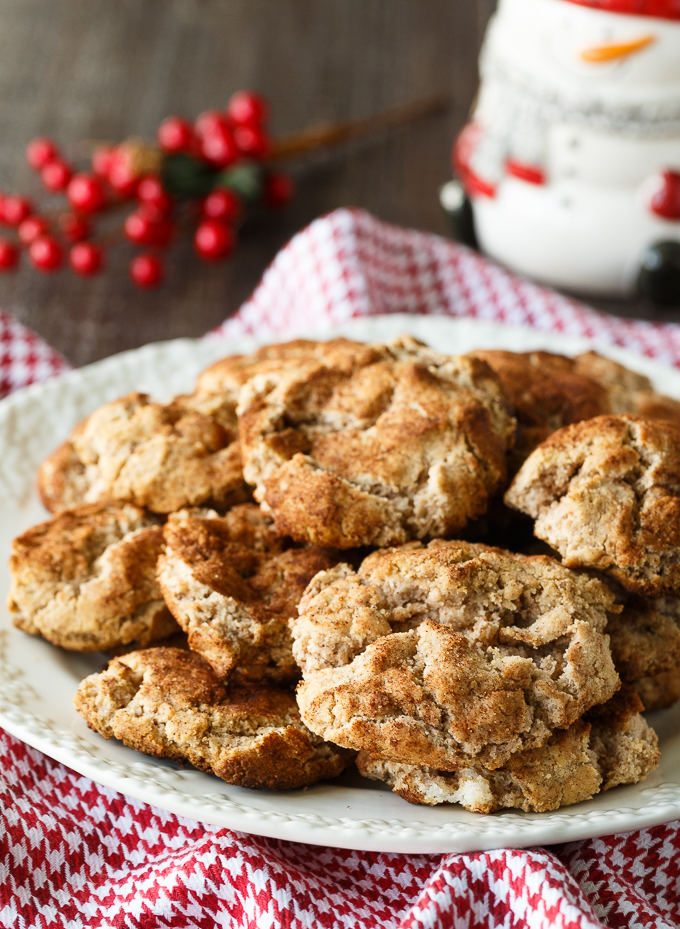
[[357, 687, 659, 811], [293, 539, 618, 675], [633, 668, 680, 711], [237, 336, 514, 548], [186, 339, 376, 432], [8, 503, 178, 651], [73, 647, 352, 790], [467, 350, 680, 477], [38, 392, 250, 515], [608, 596, 680, 683], [585, 686, 661, 790], [157, 505, 340, 683], [505, 414, 680, 596], [470, 350, 610, 472], [294, 542, 619, 771], [574, 352, 680, 425]]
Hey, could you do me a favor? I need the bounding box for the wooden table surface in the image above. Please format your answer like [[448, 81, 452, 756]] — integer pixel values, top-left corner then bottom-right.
[[0, 0, 674, 368]]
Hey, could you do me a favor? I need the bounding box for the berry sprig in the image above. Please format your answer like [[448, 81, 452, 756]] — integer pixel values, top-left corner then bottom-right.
[[0, 92, 448, 288], [0, 90, 293, 287]]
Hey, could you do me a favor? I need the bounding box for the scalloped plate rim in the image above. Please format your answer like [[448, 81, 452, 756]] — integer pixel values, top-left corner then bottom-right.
[[1, 313, 680, 854]]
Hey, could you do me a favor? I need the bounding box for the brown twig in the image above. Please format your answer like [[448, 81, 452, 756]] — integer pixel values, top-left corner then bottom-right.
[[268, 94, 451, 161], [77, 95, 451, 166]]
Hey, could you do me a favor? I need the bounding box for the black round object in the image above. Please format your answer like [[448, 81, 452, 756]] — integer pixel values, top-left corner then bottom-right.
[[637, 240, 680, 308], [440, 181, 478, 249]]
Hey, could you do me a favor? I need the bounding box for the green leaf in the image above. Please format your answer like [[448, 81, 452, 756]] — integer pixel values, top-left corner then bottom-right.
[[218, 163, 264, 205], [161, 154, 217, 198]]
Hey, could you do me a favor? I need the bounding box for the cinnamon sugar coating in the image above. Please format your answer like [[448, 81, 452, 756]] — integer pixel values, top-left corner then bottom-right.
[[38, 392, 249, 515], [469, 349, 680, 475], [633, 668, 680, 711], [158, 504, 339, 683], [469, 350, 609, 472], [357, 687, 659, 812], [574, 352, 680, 425], [293, 541, 619, 771], [237, 336, 514, 548], [608, 596, 680, 684], [74, 647, 352, 790], [505, 415, 680, 596], [8, 503, 177, 651]]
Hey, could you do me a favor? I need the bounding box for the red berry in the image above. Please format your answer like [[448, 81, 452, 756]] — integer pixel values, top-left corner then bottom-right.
[[130, 253, 163, 288], [194, 219, 236, 261], [137, 175, 173, 214], [18, 216, 49, 244], [227, 91, 269, 126], [199, 124, 239, 167], [29, 235, 63, 272], [149, 217, 174, 247], [59, 212, 90, 242], [202, 188, 241, 223], [2, 196, 32, 226], [263, 172, 294, 209], [234, 123, 271, 159], [124, 209, 173, 247], [26, 137, 59, 171], [92, 145, 115, 178], [104, 150, 139, 196], [41, 159, 73, 192], [69, 242, 103, 275], [124, 210, 156, 245], [0, 238, 18, 270], [157, 116, 194, 154], [195, 110, 229, 139], [67, 174, 106, 213]]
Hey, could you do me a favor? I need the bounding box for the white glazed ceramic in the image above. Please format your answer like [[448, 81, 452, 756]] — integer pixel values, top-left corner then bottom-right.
[[466, 0, 680, 296], [2, 314, 680, 854]]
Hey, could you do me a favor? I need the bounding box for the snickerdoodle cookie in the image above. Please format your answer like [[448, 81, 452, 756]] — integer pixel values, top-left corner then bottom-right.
[[468, 350, 609, 471], [236, 336, 514, 548], [74, 647, 352, 790], [38, 392, 249, 515], [468, 350, 680, 474], [293, 541, 619, 771], [190, 338, 359, 430], [357, 687, 659, 812], [8, 503, 177, 651], [505, 415, 680, 596], [158, 504, 339, 683], [574, 351, 680, 425], [608, 596, 680, 685], [633, 668, 680, 711]]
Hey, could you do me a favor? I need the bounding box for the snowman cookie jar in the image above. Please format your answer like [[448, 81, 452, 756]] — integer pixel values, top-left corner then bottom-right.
[[447, 0, 680, 304]]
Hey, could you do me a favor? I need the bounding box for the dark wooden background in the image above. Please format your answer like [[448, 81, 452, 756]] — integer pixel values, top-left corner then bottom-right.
[[0, 0, 670, 368]]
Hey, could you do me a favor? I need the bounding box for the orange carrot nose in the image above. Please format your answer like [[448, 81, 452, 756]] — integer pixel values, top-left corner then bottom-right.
[[580, 34, 656, 62]]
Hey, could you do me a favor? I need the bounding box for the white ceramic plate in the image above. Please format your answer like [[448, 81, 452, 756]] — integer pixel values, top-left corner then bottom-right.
[[2, 313, 680, 855]]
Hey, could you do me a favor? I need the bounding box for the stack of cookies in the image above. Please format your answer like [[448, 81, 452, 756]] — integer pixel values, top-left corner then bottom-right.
[[9, 335, 680, 813]]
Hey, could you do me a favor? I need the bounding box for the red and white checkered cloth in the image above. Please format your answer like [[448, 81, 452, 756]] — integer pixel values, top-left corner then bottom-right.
[[2, 208, 680, 929]]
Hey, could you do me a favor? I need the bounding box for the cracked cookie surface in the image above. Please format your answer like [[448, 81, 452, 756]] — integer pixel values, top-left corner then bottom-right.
[[74, 647, 352, 790], [38, 392, 249, 514], [505, 414, 680, 596], [9, 503, 177, 651], [468, 350, 610, 472], [357, 687, 659, 812], [237, 336, 514, 548], [293, 541, 619, 771], [608, 596, 680, 684], [469, 350, 680, 475], [158, 504, 340, 683], [633, 668, 680, 711]]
